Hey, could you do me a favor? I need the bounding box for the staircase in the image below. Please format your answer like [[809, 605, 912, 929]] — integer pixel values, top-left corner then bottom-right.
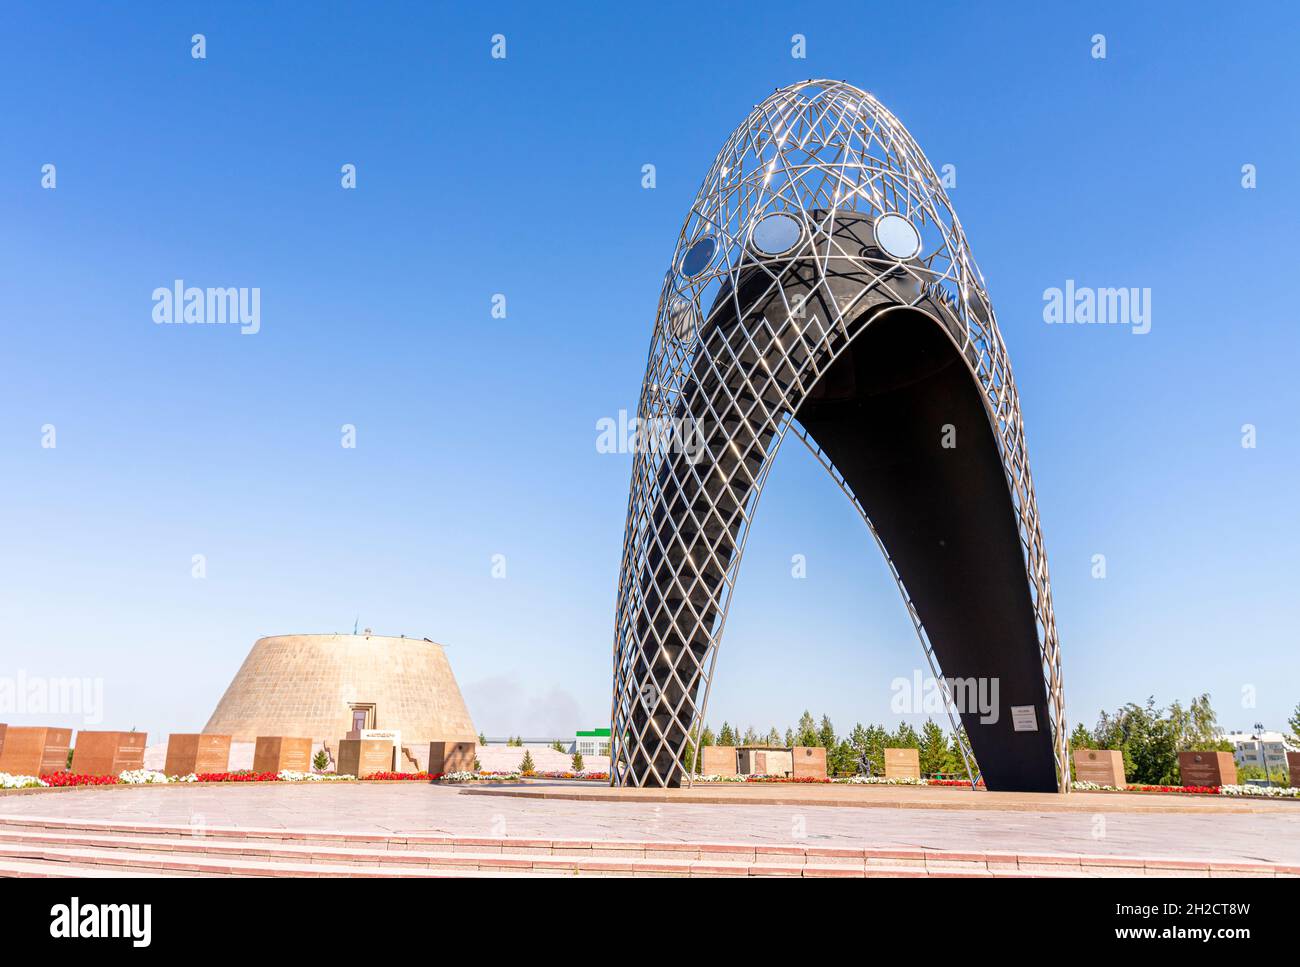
[[0, 816, 1289, 878]]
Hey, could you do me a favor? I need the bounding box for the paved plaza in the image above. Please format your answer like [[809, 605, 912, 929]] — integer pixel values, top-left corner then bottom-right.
[[1, 781, 1296, 866]]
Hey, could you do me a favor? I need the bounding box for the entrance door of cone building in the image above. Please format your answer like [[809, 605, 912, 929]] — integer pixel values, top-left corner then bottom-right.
[[347, 703, 376, 737]]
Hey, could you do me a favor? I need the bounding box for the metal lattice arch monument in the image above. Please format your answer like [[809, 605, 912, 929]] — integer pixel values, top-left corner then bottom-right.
[[611, 80, 1068, 793]]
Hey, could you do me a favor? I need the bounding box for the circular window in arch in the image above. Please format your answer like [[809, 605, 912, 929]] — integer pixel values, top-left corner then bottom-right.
[[873, 213, 922, 260], [750, 212, 802, 256], [680, 235, 717, 277]]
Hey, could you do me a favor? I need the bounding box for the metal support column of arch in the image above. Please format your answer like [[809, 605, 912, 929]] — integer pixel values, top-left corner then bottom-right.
[[611, 80, 1067, 793]]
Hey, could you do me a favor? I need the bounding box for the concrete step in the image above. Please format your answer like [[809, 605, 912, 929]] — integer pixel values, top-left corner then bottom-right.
[[0, 834, 1026, 878], [0, 844, 570, 878], [0, 842, 884, 878], [0, 831, 1074, 878], [0, 857, 182, 878], [0, 815, 1286, 878]]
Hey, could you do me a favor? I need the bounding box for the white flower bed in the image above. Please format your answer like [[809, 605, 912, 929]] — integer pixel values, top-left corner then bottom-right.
[[0, 772, 47, 789], [277, 770, 355, 782], [834, 775, 927, 785], [1220, 783, 1300, 798], [1072, 780, 1299, 798], [118, 769, 169, 784], [439, 771, 521, 782]]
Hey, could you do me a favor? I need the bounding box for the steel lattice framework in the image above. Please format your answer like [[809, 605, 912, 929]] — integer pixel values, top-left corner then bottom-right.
[[611, 80, 1067, 792]]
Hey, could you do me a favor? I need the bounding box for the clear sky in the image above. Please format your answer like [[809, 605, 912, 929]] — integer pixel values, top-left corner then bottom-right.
[[1, 3, 1296, 743]]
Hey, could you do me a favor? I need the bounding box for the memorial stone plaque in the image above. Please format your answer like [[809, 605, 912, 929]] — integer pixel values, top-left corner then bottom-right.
[[164, 734, 232, 776], [337, 738, 394, 777], [792, 746, 827, 779], [40, 728, 73, 774], [427, 741, 475, 774], [70, 731, 148, 776], [1178, 750, 1237, 787], [252, 736, 313, 774], [884, 747, 921, 780], [359, 729, 403, 772], [0, 726, 73, 776], [1073, 749, 1126, 787], [1287, 751, 1300, 787], [700, 745, 737, 776]]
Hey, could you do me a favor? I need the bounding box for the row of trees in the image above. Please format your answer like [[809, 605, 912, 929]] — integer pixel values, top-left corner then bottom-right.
[[486, 697, 1300, 784], [689, 694, 1298, 784], [1071, 694, 1296, 786], [690, 710, 974, 778]]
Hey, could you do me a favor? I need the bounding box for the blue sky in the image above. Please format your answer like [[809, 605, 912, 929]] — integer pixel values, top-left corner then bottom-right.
[[1, 2, 1296, 742]]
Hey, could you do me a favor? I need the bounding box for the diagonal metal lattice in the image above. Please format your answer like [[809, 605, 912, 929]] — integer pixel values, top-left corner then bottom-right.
[[611, 80, 1067, 792]]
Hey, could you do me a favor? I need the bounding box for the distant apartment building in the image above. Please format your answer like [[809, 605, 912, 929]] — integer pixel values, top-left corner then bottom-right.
[[1220, 730, 1295, 775], [575, 728, 611, 758]]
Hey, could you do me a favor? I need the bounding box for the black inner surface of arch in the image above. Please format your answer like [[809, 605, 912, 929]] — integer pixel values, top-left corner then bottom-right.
[[795, 309, 1057, 792], [626, 233, 1058, 792]]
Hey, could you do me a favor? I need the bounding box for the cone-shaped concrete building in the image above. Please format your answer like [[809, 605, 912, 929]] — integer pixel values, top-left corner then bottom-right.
[[204, 633, 476, 746]]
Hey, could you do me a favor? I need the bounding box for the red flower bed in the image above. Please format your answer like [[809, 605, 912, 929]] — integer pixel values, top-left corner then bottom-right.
[[362, 771, 443, 781], [928, 778, 985, 787], [42, 772, 121, 787], [193, 771, 279, 783], [1126, 784, 1219, 795]]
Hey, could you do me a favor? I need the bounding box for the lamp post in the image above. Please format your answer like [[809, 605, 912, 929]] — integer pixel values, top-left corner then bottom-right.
[[1254, 722, 1274, 786]]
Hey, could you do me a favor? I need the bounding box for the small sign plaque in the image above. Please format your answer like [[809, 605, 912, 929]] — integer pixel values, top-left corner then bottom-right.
[[1010, 705, 1038, 732]]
